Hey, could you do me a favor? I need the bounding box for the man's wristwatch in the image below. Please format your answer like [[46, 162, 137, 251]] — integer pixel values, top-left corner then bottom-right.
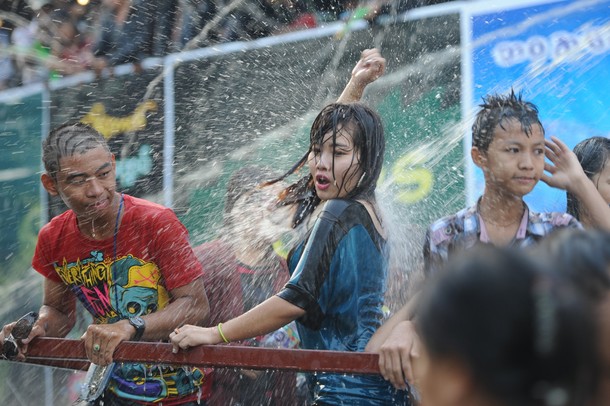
[[128, 316, 145, 341]]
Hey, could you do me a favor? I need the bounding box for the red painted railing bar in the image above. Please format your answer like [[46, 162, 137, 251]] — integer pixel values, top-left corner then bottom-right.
[[24, 337, 381, 375]]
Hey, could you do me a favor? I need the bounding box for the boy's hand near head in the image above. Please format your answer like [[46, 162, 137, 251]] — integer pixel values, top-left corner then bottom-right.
[[544, 135, 610, 230], [541, 136, 587, 191]]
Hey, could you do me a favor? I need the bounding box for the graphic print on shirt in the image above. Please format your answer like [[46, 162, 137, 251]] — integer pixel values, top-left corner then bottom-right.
[[52, 250, 204, 402], [52, 251, 169, 324]]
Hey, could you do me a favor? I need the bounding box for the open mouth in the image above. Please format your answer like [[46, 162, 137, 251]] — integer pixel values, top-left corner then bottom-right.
[[316, 175, 330, 185], [315, 174, 332, 191]]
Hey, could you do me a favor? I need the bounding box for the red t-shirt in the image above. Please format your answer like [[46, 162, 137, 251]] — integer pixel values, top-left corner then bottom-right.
[[33, 194, 202, 320], [32, 194, 207, 403]]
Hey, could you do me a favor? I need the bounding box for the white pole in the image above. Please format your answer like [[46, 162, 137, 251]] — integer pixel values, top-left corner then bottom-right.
[[44, 367, 53, 406], [163, 56, 176, 209]]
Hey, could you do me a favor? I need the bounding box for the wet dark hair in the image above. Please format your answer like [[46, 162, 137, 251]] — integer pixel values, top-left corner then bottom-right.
[[268, 103, 384, 228], [534, 228, 610, 303], [566, 137, 610, 220], [417, 245, 597, 406], [472, 89, 544, 153], [42, 122, 110, 179]]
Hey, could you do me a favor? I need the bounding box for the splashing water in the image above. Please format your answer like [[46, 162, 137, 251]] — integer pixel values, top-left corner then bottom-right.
[[1, 0, 608, 403]]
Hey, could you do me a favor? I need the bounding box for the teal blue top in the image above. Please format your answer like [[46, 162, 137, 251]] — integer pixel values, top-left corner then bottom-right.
[[277, 199, 411, 405]]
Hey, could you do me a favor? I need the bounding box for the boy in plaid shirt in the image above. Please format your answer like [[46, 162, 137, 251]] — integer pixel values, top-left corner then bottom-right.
[[423, 90, 580, 273], [367, 90, 581, 391]]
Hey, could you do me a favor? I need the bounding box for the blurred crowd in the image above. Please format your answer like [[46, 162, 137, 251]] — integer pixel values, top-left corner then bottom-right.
[[0, 0, 452, 90]]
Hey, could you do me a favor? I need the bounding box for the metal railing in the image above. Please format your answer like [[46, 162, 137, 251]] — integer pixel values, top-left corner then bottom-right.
[[23, 337, 381, 374]]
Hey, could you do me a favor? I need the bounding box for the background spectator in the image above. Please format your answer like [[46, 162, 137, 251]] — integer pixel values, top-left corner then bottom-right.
[[179, 0, 218, 46], [11, 0, 55, 84], [0, 0, 457, 88], [47, 10, 94, 76], [0, 19, 14, 90]]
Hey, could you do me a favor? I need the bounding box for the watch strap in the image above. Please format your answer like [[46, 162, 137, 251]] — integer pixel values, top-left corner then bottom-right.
[[128, 317, 145, 341]]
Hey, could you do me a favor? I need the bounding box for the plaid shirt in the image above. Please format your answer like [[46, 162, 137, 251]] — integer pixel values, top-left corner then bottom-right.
[[423, 201, 582, 274]]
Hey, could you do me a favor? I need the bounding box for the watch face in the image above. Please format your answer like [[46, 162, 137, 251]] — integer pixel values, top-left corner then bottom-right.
[[129, 316, 145, 341], [131, 316, 144, 328]]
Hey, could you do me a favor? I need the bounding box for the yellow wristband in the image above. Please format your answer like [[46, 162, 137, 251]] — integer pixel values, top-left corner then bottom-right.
[[217, 323, 230, 343]]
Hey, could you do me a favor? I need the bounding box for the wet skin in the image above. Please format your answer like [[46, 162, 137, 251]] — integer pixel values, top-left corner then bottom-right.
[[41, 146, 121, 239], [308, 127, 363, 201], [477, 118, 546, 199]]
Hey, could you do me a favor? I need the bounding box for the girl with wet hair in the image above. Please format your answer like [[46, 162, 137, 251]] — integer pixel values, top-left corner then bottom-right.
[[172, 102, 412, 405], [543, 136, 610, 230], [566, 137, 610, 223], [271, 102, 385, 228], [416, 245, 598, 406]]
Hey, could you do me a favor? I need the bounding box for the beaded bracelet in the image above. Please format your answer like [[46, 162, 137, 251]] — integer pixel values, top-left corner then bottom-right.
[[217, 323, 230, 343]]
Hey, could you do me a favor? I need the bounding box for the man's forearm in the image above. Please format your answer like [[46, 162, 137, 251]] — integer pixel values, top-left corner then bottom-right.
[[37, 305, 75, 338], [131, 278, 210, 342]]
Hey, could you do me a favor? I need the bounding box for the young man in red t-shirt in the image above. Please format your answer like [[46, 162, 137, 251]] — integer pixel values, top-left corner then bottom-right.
[[1, 122, 211, 405]]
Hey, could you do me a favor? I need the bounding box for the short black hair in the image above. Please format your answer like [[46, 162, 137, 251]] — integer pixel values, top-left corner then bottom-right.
[[42, 122, 109, 179], [472, 90, 544, 152], [417, 245, 597, 406], [535, 228, 610, 303]]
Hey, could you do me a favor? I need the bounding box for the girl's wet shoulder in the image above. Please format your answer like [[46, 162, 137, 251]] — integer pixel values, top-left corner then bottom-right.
[[321, 199, 370, 223]]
